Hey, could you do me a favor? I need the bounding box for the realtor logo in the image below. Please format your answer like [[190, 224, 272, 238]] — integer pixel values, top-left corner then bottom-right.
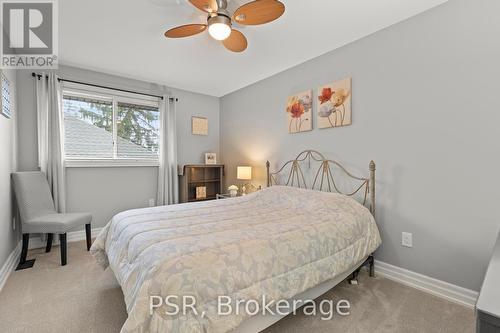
[[0, 0, 58, 68]]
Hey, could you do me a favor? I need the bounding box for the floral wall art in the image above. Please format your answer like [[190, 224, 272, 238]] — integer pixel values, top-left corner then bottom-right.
[[286, 90, 312, 134], [317, 77, 352, 129]]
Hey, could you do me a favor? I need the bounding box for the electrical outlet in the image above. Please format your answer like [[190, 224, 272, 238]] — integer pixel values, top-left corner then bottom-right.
[[402, 232, 413, 248], [148, 198, 155, 207]]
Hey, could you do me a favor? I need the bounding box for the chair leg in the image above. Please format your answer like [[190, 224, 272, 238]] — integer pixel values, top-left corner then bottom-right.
[[46, 233, 53, 253], [16, 233, 35, 270], [59, 233, 67, 266], [85, 224, 91, 251], [19, 233, 29, 264]]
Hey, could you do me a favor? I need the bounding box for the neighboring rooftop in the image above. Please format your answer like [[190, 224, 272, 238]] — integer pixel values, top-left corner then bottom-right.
[[64, 117, 157, 159]]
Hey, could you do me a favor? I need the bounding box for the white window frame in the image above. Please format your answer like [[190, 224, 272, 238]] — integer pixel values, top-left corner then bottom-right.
[[62, 82, 161, 168]]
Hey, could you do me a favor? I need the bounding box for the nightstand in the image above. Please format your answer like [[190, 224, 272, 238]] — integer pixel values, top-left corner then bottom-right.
[[216, 193, 238, 199], [216, 186, 262, 199]]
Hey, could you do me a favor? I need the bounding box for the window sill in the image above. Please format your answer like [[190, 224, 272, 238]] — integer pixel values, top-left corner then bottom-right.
[[65, 159, 159, 168]]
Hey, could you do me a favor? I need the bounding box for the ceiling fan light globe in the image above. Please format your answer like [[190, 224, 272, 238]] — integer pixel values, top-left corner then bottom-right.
[[208, 15, 232, 41], [209, 23, 231, 40]]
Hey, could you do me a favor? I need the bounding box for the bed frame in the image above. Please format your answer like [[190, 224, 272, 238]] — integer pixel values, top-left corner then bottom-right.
[[235, 150, 378, 332], [265, 149, 376, 281]]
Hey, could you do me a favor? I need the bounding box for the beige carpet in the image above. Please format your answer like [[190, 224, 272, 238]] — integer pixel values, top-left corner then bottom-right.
[[0, 241, 475, 333]]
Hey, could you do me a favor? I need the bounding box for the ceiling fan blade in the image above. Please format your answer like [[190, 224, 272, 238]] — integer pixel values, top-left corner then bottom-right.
[[222, 29, 248, 52], [188, 0, 218, 13], [233, 0, 285, 26], [164, 24, 207, 38]]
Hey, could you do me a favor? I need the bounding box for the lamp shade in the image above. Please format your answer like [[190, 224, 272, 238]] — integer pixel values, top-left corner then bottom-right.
[[237, 166, 252, 180]]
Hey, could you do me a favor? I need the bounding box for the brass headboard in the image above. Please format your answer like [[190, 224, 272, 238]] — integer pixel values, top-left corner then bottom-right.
[[266, 150, 376, 216]]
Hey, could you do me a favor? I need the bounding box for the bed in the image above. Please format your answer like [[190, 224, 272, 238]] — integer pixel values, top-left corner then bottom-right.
[[91, 150, 381, 333]]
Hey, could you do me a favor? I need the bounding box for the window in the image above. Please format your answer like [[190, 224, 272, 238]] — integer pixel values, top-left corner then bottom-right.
[[63, 94, 114, 159], [1, 73, 11, 119], [62, 89, 160, 165], [116, 102, 160, 159]]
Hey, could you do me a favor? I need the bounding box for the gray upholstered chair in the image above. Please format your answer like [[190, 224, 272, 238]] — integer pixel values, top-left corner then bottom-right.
[[12, 172, 92, 268]]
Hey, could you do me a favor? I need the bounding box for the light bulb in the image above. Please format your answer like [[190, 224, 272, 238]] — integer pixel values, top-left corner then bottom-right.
[[207, 15, 232, 41], [208, 23, 231, 40]]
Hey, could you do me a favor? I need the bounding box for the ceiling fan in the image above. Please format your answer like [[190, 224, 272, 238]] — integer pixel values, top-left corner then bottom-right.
[[164, 0, 285, 52]]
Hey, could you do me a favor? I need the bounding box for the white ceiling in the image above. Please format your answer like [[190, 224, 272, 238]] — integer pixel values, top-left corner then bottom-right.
[[60, 0, 447, 97]]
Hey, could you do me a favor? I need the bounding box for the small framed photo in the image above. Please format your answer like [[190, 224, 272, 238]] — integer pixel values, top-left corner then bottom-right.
[[205, 153, 217, 165], [192, 116, 208, 135], [196, 186, 207, 199]]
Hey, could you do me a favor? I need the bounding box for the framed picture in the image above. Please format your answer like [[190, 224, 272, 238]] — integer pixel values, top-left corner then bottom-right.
[[1, 72, 11, 119], [192, 116, 208, 135], [205, 153, 217, 165], [317, 77, 352, 129], [196, 186, 207, 199], [286, 90, 312, 133]]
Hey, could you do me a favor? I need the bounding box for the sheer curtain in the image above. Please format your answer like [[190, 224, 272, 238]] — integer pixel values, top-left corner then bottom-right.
[[36, 73, 66, 213], [157, 96, 179, 205]]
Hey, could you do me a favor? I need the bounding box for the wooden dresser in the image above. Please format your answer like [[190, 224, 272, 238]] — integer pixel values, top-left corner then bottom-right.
[[179, 165, 224, 203], [477, 229, 500, 332]]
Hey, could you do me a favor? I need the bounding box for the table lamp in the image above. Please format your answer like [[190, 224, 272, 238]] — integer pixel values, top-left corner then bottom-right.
[[237, 166, 252, 195]]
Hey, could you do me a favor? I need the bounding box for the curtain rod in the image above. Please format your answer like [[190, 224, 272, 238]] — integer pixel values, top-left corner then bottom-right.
[[31, 72, 179, 102]]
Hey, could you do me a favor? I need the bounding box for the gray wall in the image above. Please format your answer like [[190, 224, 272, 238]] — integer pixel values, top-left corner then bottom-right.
[[220, 0, 500, 291], [16, 65, 220, 229], [0, 70, 19, 268]]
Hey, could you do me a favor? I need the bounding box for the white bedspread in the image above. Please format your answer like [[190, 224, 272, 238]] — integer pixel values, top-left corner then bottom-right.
[[91, 186, 381, 333]]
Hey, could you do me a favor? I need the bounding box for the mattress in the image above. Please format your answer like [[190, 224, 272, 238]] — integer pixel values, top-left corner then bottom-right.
[[91, 185, 381, 333]]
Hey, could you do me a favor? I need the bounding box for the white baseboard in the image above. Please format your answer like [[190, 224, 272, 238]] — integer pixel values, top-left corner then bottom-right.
[[0, 242, 21, 292], [374, 260, 478, 308], [28, 227, 103, 250], [0, 227, 103, 293]]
